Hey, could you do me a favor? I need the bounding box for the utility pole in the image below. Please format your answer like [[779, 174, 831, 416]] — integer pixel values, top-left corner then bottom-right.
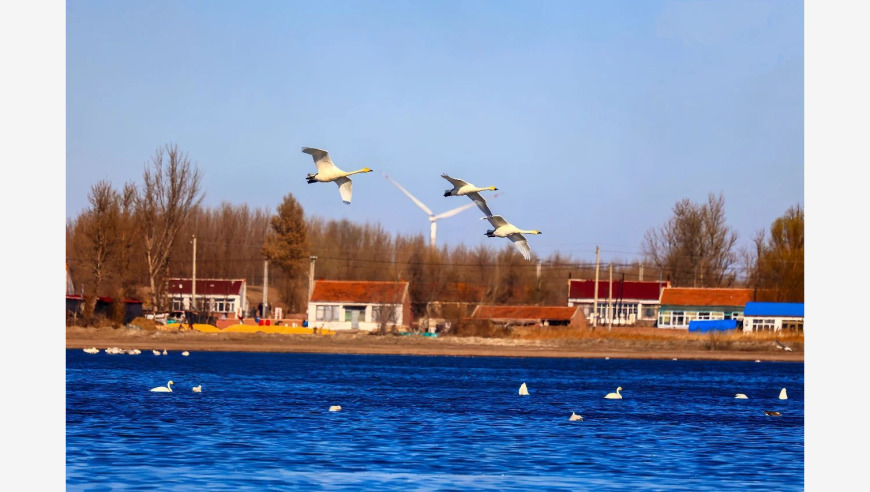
[[593, 246, 600, 328], [608, 262, 613, 332], [191, 235, 197, 313], [639, 263, 644, 281], [263, 260, 269, 319], [536, 260, 542, 304], [309, 256, 317, 301]]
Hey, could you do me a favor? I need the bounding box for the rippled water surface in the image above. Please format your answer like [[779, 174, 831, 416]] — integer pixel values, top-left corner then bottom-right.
[[67, 350, 803, 490]]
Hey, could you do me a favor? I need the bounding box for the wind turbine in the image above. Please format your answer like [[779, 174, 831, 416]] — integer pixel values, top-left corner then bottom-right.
[[384, 173, 497, 248]]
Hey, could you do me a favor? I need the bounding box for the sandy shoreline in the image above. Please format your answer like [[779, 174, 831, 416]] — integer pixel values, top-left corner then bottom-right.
[[66, 326, 804, 362]]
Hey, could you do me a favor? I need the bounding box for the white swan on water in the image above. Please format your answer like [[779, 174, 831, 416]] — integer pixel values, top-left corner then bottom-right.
[[182, 351, 190, 356], [779, 388, 788, 400], [192, 385, 202, 393], [604, 387, 623, 399], [162, 349, 168, 355], [519, 383, 530, 396], [150, 381, 174, 393], [152, 350, 161, 356], [329, 405, 342, 412], [83, 347, 99, 354], [569, 412, 583, 421], [735, 393, 749, 399]]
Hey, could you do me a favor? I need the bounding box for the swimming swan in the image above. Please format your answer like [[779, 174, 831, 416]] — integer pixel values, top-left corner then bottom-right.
[[779, 388, 788, 400], [604, 387, 623, 399], [152, 350, 161, 356], [735, 393, 749, 399], [329, 405, 342, 412], [302, 147, 372, 204], [182, 351, 190, 356], [764, 411, 781, 416], [150, 381, 174, 393], [83, 347, 99, 354], [483, 215, 541, 261], [441, 173, 497, 217], [192, 385, 202, 393], [569, 412, 583, 421], [162, 349, 167, 355], [519, 383, 530, 396]]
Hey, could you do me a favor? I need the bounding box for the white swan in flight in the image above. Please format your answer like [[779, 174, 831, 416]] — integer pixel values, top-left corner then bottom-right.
[[441, 174, 497, 217], [734, 393, 748, 399], [302, 147, 372, 204], [192, 385, 202, 393], [150, 381, 174, 393], [604, 386, 623, 399], [779, 388, 788, 400], [519, 382, 530, 396], [569, 412, 583, 421], [483, 215, 541, 261]]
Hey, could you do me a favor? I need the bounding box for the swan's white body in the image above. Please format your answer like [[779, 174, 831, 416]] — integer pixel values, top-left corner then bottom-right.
[[483, 215, 541, 261], [735, 393, 748, 399], [83, 347, 99, 354], [302, 147, 372, 204], [192, 385, 202, 393], [441, 174, 497, 217], [604, 386, 623, 399], [150, 381, 174, 393], [162, 349, 167, 355], [182, 351, 190, 356], [779, 388, 788, 400], [519, 383, 530, 396], [569, 412, 583, 421], [329, 405, 342, 412], [152, 350, 161, 356]]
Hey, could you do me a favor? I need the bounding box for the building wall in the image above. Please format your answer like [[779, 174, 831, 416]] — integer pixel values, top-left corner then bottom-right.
[[569, 300, 660, 325], [742, 316, 804, 333], [307, 302, 406, 331], [169, 293, 243, 316], [657, 306, 745, 329]]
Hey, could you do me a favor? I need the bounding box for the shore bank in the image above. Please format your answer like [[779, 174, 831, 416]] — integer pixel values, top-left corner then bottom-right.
[[66, 326, 804, 362]]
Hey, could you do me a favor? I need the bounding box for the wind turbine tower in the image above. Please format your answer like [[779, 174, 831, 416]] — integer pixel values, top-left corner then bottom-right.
[[384, 173, 494, 248]]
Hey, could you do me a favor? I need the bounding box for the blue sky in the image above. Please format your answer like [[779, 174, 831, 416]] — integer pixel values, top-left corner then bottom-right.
[[66, 0, 803, 267]]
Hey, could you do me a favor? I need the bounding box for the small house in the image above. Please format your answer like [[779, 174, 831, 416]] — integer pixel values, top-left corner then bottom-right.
[[742, 302, 804, 333], [165, 278, 247, 318], [568, 279, 670, 325], [657, 287, 754, 329], [307, 280, 411, 332]]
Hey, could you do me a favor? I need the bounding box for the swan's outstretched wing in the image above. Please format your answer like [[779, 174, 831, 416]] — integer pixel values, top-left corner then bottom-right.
[[335, 176, 352, 204], [507, 233, 531, 261], [441, 173, 468, 188], [466, 191, 493, 217], [302, 147, 336, 173], [486, 215, 509, 228]]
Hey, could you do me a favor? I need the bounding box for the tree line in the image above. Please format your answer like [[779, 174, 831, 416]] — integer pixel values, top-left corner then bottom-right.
[[66, 143, 804, 320]]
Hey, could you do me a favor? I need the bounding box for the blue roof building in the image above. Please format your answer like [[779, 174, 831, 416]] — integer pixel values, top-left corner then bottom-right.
[[742, 302, 804, 333]]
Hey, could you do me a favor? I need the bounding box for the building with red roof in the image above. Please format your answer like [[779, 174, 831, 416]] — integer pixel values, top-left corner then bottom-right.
[[308, 280, 411, 332], [469, 305, 587, 328], [657, 287, 754, 329], [166, 278, 247, 318], [567, 279, 670, 326]]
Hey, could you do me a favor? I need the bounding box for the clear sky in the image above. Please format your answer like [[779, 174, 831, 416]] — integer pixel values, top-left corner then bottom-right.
[[66, 0, 803, 267]]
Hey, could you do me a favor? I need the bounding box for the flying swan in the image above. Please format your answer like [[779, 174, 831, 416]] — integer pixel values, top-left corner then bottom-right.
[[604, 387, 623, 399], [483, 215, 541, 261], [150, 381, 174, 393], [302, 147, 372, 204], [441, 174, 497, 217]]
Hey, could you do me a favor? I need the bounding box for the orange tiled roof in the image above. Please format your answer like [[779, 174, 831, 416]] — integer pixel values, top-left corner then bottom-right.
[[660, 288, 754, 307], [470, 305, 581, 321], [311, 280, 408, 303]]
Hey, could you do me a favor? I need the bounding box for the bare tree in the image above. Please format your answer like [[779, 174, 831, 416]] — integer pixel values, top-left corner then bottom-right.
[[84, 180, 120, 298], [753, 204, 804, 302], [642, 193, 738, 287], [138, 143, 204, 310]]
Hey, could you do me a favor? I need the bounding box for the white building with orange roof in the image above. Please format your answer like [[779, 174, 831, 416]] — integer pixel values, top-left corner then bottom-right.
[[657, 287, 755, 329], [307, 280, 411, 332]]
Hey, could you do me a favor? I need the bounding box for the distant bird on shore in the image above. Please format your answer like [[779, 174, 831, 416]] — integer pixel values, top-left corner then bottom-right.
[[302, 147, 372, 204], [441, 173, 497, 217], [483, 215, 541, 261], [735, 393, 748, 399], [569, 412, 583, 421], [519, 383, 530, 396], [604, 387, 623, 399], [150, 381, 174, 393], [192, 385, 202, 393], [764, 411, 781, 416], [779, 388, 788, 400], [329, 405, 342, 412], [774, 340, 793, 351]]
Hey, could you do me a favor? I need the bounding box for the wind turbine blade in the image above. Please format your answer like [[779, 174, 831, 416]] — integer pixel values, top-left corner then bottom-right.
[[383, 173, 434, 216], [433, 201, 477, 220]]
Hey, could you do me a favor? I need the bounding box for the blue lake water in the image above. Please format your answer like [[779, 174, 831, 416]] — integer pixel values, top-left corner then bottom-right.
[[67, 350, 803, 490]]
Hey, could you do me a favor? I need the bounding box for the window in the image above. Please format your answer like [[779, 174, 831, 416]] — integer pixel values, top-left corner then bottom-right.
[[316, 305, 339, 321], [643, 307, 656, 319], [672, 312, 685, 326], [698, 312, 711, 320], [373, 306, 398, 323], [171, 299, 184, 311], [213, 298, 234, 313]]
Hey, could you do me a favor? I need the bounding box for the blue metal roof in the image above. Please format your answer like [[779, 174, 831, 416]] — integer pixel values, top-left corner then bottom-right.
[[743, 302, 804, 317], [688, 319, 738, 333]]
